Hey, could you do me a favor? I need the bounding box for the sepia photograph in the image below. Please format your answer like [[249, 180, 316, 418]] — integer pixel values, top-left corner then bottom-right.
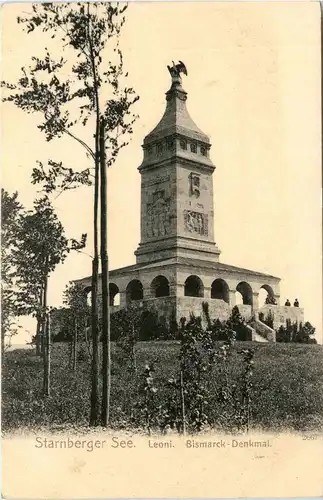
[[1, 1, 323, 498]]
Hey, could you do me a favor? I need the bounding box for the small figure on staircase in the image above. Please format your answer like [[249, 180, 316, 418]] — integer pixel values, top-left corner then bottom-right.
[[285, 299, 291, 306], [294, 298, 299, 307]]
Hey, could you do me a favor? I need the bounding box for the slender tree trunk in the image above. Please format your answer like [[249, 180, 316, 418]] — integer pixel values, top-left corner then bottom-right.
[[84, 319, 92, 360], [69, 321, 74, 368], [35, 315, 42, 356], [90, 154, 100, 426], [43, 312, 51, 396], [73, 317, 78, 372], [42, 271, 50, 396], [90, 259, 99, 424], [88, 2, 102, 427], [180, 370, 186, 435], [36, 286, 44, 356], [100, 119, 111, 427]]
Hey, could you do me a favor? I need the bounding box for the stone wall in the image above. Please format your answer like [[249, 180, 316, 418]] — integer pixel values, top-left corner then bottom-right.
[[251, 319, 276, 342], [259, 304, 304, 329], [236, 304, 252, 321], [175, 297, 230, 325], [109, 298, 254, 328], [141, 296, 177, 327]]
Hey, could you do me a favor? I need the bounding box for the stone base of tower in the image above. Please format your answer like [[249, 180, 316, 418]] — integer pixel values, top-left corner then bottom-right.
[[76, 256, 304, 343]]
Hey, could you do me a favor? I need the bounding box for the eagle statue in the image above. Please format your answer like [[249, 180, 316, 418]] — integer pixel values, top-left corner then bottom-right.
[[167, 60, 188, 80]]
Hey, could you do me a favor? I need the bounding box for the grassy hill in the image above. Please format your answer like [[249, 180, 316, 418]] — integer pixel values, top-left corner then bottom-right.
[[2, 341, 323, 434]]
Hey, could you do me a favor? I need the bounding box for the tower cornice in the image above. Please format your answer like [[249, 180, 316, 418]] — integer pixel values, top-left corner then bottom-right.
[[138, 154, 215, 173]]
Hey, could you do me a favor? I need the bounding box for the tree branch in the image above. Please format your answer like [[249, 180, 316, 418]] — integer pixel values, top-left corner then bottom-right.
[[64, 129, 95, 160]]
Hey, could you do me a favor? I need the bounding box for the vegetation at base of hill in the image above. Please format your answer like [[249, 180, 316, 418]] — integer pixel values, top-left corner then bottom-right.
[[2, 2, 139, 427], [257, 311, 317, 344], [276, 319, 317, 344], [52, 304, 253, 343], [2, 339, 323, 435]]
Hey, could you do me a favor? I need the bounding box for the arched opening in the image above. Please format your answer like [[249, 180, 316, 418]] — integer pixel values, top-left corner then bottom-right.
[[151, 275, 170, 298], [109, 283, 120, 306], [259, 284, 276, 305], [236, 281, 253, 306], [126, 279, 143, 303], [211, 278, 229, 303], [184, 275, 204, 298]]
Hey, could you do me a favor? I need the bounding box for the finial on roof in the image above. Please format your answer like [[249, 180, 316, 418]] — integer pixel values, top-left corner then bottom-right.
[[167, 60, 188, 85]]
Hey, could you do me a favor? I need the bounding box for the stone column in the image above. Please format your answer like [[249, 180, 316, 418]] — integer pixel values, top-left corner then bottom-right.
[[252, 292, 259, 313], [170, 283, 185, 297], [204, 287, 211, 299], [274, 294, 280, 306], [143, 287, 154, 299], [119, 291, 127, 308], [228, 289, 236, 308]]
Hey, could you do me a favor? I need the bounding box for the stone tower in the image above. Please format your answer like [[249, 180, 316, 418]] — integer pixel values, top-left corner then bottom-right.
[[76, 62, 305, 342], [135, 67, 221, 264]]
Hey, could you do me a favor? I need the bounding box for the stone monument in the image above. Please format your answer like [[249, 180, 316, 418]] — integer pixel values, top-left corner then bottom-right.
[[76, 62, 304, 341]]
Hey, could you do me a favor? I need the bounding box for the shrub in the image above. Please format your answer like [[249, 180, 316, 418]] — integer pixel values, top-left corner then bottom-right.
[[276, 320, 317, 344], [259, 310, 274, 329], [227, 306, 250, 341]]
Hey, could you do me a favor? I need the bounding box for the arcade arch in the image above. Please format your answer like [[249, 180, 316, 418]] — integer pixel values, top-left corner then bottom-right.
[[126, 279, 143, 303], [151, 275, 170, 298], [236, 281, 253, 306], [109, 283, 120, 306], [259, 284, 276, 306], [211, 278, 230, 303], [184, 275, 204, 298]]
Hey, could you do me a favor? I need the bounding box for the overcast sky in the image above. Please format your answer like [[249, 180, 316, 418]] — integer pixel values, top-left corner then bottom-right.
[[2, 2, 322, 343]]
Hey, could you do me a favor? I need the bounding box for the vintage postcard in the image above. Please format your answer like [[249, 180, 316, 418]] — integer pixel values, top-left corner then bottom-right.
[[1, 1, 322, 498]]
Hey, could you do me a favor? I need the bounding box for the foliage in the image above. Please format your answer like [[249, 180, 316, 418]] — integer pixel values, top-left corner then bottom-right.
[[1, 189, 24, 345], [62, 282, 90, 331], [2, 3, 139, 161], [139, 310, 170, 341], [259, 309, 274, 329], [153, 313, 255, 434], [179, 318, 210, 433], [277, 320, 317, 344], [134, 363, 159, 435], [227, 305, 251, 341], [48, 308, 71, 342], [2, 341, 323, 434], [265, 294, 277, 305], [1, 2, 139, 426], [111, 304, 143, 376], [111, 307, 173, 342], [10, 196, 86, 319]]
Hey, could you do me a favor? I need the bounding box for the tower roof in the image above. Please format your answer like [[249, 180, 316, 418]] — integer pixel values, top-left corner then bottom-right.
[[143, 65, 210, 146]]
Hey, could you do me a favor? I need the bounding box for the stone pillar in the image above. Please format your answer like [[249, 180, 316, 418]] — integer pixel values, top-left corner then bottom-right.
[[228, 289, 236, 307], [252, 292, 259, 313], [274, 294, 280, 306], [170, 283, 185, 297], [204, 287, 211, 299], [143, 287, 154, 299], [119, 291, 127, 308]]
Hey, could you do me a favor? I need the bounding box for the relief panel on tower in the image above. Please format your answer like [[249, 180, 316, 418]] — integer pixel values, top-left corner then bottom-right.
[[184, 210, 208, 236], [145, 190, 171, 239]]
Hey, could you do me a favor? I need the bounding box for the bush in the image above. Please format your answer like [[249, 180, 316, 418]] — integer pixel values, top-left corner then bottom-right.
[[227, 306, 251, 341], [277, 320, 317, 344], [259, 310, 274, 329], [2, 341, 323, 434]]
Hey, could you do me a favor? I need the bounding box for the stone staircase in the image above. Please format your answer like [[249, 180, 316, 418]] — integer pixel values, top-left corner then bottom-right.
[[247, 319, 276, 343]]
